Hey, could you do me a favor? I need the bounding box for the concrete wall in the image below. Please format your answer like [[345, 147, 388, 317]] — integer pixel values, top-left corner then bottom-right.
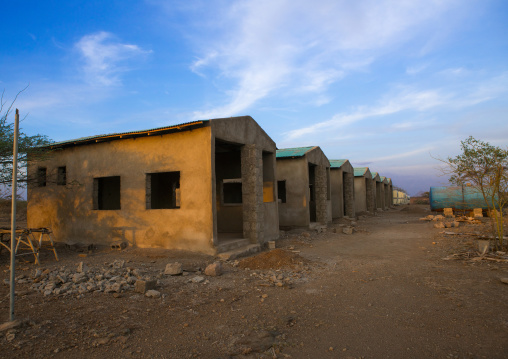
[[367, 177, 375, 212], [28, 126, 216, 254], [331, 161, 355, 219], [211, 116, 279, 244], [277, 157, 310, 227], [331, 169, 344, 218], [306, 148, 332, 224], [376, 181, 384, 209], [354, 177, 367, 213], [355, 169, 374, 214], [383, 182, 390, 209]]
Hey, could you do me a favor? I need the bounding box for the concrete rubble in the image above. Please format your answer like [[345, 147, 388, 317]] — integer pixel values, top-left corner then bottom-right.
[[15, 259, 220, 299], [164, 262, 183, 276], [204, 262, 222, 276]]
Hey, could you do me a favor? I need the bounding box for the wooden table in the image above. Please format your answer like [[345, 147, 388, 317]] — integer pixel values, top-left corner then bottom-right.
[[0, 228, 59, 264]]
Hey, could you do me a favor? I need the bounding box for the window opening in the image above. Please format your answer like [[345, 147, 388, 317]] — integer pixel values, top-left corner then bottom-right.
[[57, 166, 67, 186], [146, 172, 180, 209], [93, 176, 121, 210], [277, 180, 286, 203], [37, 167, 47, 187], [223, 179, 242, 204], [326, 167, 331, 200]]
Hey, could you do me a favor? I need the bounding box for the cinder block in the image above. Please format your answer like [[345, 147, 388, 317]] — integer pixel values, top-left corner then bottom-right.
[[134, 280, 156, 294]]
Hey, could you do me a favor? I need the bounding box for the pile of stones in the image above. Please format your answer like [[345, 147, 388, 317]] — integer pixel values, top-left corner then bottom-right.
[[23, 259, 149, 298]]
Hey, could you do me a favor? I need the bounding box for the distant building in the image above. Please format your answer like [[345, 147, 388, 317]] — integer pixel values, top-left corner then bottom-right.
[[353, 167, 374, 214], [276, 146, 332, 228], [329, 159, 355, 219]]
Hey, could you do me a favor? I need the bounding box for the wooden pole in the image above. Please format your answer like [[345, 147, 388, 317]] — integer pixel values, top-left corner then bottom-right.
[[9, 108, 19, 321]]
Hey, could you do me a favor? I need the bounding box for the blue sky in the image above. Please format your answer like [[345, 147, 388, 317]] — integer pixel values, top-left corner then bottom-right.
[[1, 0, 507, 195]]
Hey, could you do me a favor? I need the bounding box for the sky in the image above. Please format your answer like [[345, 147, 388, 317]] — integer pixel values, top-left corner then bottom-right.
[[1, 0, 507, 195]]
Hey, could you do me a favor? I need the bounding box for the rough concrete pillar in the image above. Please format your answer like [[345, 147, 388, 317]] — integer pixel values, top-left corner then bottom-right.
[[344, 172, 355, 217], [366, 179, 375, 212], [315, 165, 328, 224], [241, 144, 264, 243]]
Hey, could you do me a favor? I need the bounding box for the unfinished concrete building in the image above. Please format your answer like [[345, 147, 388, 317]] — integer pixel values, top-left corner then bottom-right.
[[276, 147, 332, 228], [371, 172, 384, 211], [380, 176, 391, 209], [330, 159, 355, 219], [27, 116, 279, 255], [353, 167, 374, 214], [387, 178, 394, 206]]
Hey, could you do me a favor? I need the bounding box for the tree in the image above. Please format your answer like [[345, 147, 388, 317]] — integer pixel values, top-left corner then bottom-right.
[[445, 136, 508, 250], [0, 89, 52, 190]]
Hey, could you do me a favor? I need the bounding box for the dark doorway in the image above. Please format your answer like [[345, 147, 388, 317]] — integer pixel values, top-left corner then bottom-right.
[[309, 164, 316, 222], [343, 171, 347, 216], [215, 140, 244, 241]]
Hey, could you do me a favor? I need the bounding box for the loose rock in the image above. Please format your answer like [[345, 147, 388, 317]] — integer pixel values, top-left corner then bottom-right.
[[342, 227, 353, 235], [145, 290, 161, 298], [191, 276, 205, 283], [204, 262, 222, 277], [134, 280, 157, 294], [164, 262, 183, 276]]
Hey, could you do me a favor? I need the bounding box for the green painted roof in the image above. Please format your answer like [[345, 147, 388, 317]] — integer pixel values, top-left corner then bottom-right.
[[276, 146, 315, 158], [354, 167, 368, 177], [329, 159, 348, 168], [371, 172, 382, 182]]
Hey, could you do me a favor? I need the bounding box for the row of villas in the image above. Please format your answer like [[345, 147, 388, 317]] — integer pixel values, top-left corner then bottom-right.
[[28, 116, 394, 255]]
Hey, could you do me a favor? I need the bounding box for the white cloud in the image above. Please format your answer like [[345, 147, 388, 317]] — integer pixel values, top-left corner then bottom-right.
[[406, 64, 428, 75], [367, 146, 435, 162], [75, 31, 150, 86], [182, 0, 462, 118], [283, 88, 450, 140], [283, 73, 508, 141]]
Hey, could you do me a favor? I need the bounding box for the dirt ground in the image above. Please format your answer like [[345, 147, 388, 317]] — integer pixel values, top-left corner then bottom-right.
[[0, 204, 507, 359]]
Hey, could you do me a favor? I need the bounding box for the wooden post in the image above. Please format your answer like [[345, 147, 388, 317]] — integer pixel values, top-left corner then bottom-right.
[[9, 108, 19, 321]]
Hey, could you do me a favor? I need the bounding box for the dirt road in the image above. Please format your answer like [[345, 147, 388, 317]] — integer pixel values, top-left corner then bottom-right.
[[1, 205, 507, 358]]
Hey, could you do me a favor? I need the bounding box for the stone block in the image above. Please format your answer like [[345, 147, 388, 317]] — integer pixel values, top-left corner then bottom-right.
[[443, 208, 454, 218], [434, 222, 445, 229], [342, 227, 353, 235], [145, 290, 161, 298], [134, 280, 156, 294], [474, 208, 483, 218], [204, 262, 223, 277], [164, 262, 183, 276], [77, 262, 89, 273], [191, 276, 205, 283]]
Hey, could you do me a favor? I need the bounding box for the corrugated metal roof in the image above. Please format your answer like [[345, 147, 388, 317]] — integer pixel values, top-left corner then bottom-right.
[[47, 120, 209, 148], [329, 159, 348, 168], [354, 167, 368, 176], [276, 146, 315, 158], [380, 176, 386, 181]]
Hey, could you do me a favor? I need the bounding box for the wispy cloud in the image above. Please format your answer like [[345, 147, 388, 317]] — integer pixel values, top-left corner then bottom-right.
[[367, 145, 435, 162], [284, 73, 508, 141], [75, 31, 150, 86], [283, 88, 450, 140], [181, 0, 461, 119]]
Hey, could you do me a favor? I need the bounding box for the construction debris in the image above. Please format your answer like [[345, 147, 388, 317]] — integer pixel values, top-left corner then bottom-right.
[[164, 262, 183, 276]]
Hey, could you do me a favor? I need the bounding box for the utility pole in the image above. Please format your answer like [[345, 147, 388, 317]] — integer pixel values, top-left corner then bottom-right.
[[10, 108, 19, 321]]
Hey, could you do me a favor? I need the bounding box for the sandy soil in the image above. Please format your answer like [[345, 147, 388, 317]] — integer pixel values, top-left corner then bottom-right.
[[0, 205, 507, 359]]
